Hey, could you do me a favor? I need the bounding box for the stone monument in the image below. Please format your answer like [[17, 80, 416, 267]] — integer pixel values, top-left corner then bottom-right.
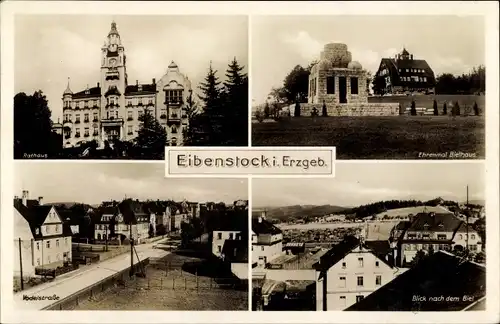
[[298, 43, 399, 116]]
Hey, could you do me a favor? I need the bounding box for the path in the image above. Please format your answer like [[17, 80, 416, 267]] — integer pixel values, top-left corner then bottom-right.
[[13, 239, 170, 310]]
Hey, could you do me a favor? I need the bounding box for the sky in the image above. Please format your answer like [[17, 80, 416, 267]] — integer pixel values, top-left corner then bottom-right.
[[253, 163, 485, 208], [252, 15, 485, 105], [14, 162, 248, 205], [14, 15, 248, 123]]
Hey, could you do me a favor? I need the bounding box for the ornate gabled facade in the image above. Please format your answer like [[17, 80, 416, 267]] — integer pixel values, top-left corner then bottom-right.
[[62, 21, 191, 148]]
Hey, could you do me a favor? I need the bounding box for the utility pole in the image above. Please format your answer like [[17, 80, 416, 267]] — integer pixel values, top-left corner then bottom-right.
[[18, 238, 24, 290], [129, 223, 134, 277], [105, 225, 109, 252], [466, 185, 469, 257]]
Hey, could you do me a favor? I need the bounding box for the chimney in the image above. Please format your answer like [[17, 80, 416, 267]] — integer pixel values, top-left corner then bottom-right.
[[38, 196, 44, 205], [261, 210, 267, 220], [410, 54, 413, 60], [97, 82, 100, 88], [136, 80, 138, 86], [22, 190, 29, 206], [258, 216, 262, 223], [152, 78, 156, 84]]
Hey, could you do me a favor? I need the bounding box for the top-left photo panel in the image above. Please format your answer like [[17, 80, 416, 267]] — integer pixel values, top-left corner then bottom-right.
[[14, 15, 249, 160]]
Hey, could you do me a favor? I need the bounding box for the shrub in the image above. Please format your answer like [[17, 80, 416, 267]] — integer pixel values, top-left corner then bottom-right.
[[474, 102, 479, 116], [453, 101, 460, 116], [443, 102, 447, 115], [294, 101, 301, 117], [410, 100, 416, 116], [311, 107, 319, 117], [322, 101, 328, 117], [255, 109, 264, 123], [433, 100, 438, 116]]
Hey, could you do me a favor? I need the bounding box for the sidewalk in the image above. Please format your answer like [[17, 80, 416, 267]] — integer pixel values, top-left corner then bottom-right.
[[13, 240, 169, 310]]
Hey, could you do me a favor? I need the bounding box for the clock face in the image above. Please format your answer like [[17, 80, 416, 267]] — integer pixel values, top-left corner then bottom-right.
[[109, 44, 117, 52], [109, 58, 117, 67]]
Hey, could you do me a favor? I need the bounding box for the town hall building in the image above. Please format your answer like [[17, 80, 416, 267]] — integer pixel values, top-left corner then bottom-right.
[[62, 21, 191, 148]]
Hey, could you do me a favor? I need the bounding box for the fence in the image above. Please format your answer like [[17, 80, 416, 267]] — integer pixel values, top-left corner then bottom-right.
[[124, 275, 246, 291]]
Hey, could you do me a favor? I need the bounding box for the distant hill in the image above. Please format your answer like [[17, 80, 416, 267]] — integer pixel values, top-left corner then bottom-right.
[[462, 200, 484, 206], [374, 205, 452, 219], [252, 204, 348, 221]]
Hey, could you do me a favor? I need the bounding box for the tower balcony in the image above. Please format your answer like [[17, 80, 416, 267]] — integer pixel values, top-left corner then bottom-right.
[[101, 117, 124, 127], [105, 70, 120, 80]]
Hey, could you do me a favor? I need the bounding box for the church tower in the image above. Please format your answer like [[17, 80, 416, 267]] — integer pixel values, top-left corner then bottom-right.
[[100, 21, 128, 142]]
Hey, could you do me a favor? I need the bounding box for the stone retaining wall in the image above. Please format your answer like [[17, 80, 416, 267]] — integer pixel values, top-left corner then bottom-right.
[[287, 103, 400, 116]]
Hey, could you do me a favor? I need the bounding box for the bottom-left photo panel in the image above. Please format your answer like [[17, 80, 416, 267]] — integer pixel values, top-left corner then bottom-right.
[[12, 162, 249, 311]]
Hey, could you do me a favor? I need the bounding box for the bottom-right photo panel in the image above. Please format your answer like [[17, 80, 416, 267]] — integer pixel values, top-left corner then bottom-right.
[[251, 162, 485, 312]]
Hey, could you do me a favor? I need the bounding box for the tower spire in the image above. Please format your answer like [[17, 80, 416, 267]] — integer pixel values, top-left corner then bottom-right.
[[63, 77, 73, 95]]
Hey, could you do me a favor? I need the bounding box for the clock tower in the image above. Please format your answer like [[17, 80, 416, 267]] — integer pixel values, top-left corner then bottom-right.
[[100, 21, 128, 143]]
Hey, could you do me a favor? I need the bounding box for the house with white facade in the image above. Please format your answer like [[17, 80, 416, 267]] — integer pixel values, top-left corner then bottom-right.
[[391, 212, 482, 267], [14, 192, 73, 273], [252, 213, 283, 266], [315, 235, 405, 311], [212, 216, 245, 258], [14, 206, 36, 279]]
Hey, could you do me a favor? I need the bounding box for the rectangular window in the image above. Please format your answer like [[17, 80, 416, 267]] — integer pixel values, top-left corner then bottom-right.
[[46, 240, 50, 249], [340, 296, 346, 307], [127, 125, 133, 134], [339, 276, 346, 288], [326, 76, 335, 94], [357, 276, 364, 287], [261, 246, 264, 251], [229, 233, 234, 240], [376, 275, 382, 286], [84, 128, 89, 136], [342, 262, 346, 268], [56, 239, 59, 247], [375, 261, 379, 267], [65, 238, 68, 246], [437, 234, 447, 240], [350, 77, 359, 94], [127, 100, 132, 106], [128, 111, 133, 119], [217, 245, 222, 253], [37, 258, 40, 266], [356, 295, 364, 303], [358, 257, 364, 267], [84, 113, 89, 122], [217, 233, 222, 240], [93, 112, 98, 121]]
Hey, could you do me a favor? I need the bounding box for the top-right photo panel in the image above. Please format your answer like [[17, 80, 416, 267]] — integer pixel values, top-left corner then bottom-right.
[[251, 15, 485, 160]]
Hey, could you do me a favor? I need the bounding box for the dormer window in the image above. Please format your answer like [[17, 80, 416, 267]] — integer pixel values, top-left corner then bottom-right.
[[36, 228, 40, 235], [138, 85, 142, 92]]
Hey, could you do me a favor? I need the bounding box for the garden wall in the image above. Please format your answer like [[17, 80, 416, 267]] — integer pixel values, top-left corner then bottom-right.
[[289, 103, 399, 117]]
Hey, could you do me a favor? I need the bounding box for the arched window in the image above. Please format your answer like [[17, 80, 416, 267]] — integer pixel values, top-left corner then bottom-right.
[[97, 233, 101, 240]]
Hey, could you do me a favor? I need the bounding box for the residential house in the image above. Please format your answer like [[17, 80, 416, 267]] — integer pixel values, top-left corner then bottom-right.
[[314, 235, 404, 311], [14, 192, 73, 272], [346, 251, 486, 311], [252, 212, 283, 266], [94, 205, 118, 241], [392, 212, 482, 267], [212, 215, 246, 258], [118, 199, 151, 243]]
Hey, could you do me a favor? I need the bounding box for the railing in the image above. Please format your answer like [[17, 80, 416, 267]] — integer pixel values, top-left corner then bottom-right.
[[75, 134, 81, 138], [75, 120, 81, 124], [127, 117, 133, 121], [93, 118, 98, 122], [84, 134, 90, 137], [84, 119, 89, 123]]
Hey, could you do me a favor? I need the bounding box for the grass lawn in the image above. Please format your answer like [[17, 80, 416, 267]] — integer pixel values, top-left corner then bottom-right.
[[252, 116, 485, 159]]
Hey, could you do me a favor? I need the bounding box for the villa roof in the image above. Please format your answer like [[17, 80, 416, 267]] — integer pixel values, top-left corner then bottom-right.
[[407, 213, 462, 232], [124, 84, 157, 96], [252, 218, 282, 235], [346, 251, 486, 311], [72, 86, 101, 99]]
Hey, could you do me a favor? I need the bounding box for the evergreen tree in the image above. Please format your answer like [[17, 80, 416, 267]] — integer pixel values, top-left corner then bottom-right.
[[134, 108, 167, 159], [222, 57, 248, 146], [183, 90, 203, 145], [474, 102, 479, 116], [294, 100, 301, 117], [198, 62, 224, 145], [454, 101, 461, 116], [410, 100, 417, 116], [433, 100, 438, 116], [443, 102, 448, 115], [14, 91, 58, 158], [264, 102, 270, 118], [322, 101, 328, 117]]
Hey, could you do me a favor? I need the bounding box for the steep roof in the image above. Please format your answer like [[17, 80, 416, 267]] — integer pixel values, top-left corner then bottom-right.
[[314, 235, 360, 272], [377, 57, 436, 87], [118, 200, 149, 224], [346, 251, 486, 311], [72, 86, 101, 99], [14, 201, 60, 239], [252, 218, 282, 235], [215, 214, 247, 232], [407, 213, 462, 232], [124, 84, 157, 96]]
